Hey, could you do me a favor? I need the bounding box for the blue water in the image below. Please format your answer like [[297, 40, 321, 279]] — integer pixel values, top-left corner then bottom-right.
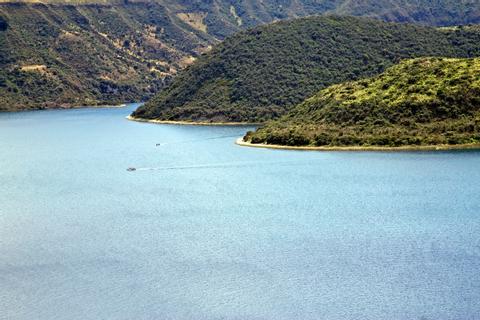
[[1, 104, 480, 320]]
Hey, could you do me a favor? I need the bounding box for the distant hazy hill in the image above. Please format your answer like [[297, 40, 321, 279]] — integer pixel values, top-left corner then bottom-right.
[[2, 0, 480, 30], [165, 0, 480, 37], [245, 57, 480, 148], [334, 0, 480, 26], [132, 16, 480, 123]]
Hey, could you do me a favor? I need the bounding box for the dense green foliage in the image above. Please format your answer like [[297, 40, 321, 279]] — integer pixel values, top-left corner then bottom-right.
[[246, 57, 480, 147], [134, 16, 480, 122], [0, 2, 214, 111], [2, 0, 480, 111]]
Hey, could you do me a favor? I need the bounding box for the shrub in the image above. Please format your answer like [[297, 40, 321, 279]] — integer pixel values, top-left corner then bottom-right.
[[314, 132, 332, 146]]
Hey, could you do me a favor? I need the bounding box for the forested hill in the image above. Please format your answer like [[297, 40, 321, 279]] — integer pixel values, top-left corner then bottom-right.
[[244, 57, 480, 148], [1, 0, 480, 111], [132, 16, 480, 123]]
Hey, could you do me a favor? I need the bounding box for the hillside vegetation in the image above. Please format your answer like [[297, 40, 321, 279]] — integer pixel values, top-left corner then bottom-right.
[[334, 0, 480, 26], [1, 0, 480, 111], [0, 2, 218, 111], [245, 57, 480, 148], [2, 0, 479, 29], [133, 16, 480, 123]]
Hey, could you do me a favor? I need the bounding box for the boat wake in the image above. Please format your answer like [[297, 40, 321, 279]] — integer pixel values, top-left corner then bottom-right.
[[128, 160, 315, 172], [155, 135, 241, 147]]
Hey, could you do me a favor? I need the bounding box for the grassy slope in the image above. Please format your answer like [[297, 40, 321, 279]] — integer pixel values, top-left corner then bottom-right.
[[133, 16, 480, 123], [245, 57, 480, 147]]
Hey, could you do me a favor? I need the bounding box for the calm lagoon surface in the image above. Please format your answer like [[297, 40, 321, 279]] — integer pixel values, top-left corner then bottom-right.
[[1, 104, 480, 320]]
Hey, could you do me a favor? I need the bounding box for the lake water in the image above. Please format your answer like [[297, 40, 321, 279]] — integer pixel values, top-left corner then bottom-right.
[[1, 104, 480, 320]]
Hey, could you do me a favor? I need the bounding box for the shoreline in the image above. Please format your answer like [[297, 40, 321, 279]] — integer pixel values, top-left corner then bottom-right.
[[236, 138, 480, 152], [0, 103, 129, 113], [127, 115, 261, 126]]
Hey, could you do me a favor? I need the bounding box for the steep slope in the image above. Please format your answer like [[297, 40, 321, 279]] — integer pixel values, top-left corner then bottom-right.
[[207, 0, 480, 31], [244, 57, 480, 148], [133, 16, 480, 123], [0, 2, 214, 111], [3, 0, 480, 30], [334, 0, 480, 26]]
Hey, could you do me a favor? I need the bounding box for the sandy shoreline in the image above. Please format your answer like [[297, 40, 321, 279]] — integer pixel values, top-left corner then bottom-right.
[[126, 115, 480, 152], [127, 115, 261, 126], [236, 138, 480, 152]]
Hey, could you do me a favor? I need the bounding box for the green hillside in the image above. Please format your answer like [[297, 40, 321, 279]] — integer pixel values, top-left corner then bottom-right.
[[245, 57, 480, 148], [1, 0, 480, 111], [133, 16, 480, 123], [0, 2, 217, 111]]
